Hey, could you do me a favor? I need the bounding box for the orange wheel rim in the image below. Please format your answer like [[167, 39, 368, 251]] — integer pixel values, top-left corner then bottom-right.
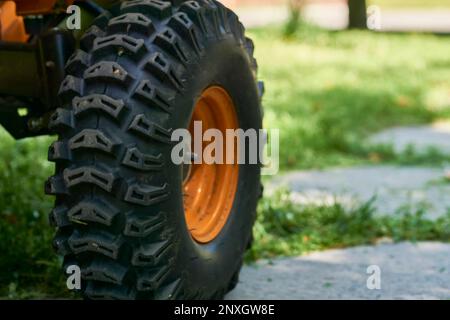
[[183, 86, 239, 244]]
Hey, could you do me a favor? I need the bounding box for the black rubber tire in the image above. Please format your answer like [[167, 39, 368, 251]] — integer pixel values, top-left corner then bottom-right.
[[46, 0, 263, 300]]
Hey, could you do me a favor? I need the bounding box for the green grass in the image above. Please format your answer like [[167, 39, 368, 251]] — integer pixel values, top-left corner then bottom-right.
[[249, 25, 450, 170], [247, 190, 450, 261], [0, 131, 69, 298], [1, 25, 450, 298]]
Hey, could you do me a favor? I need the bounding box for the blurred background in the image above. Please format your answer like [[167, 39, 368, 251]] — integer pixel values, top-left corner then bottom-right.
[[225, 0, 450, 32], [0, 0, 449, 298]]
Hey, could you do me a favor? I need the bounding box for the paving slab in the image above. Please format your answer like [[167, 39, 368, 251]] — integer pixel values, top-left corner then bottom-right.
[[369, 123, 450, 155], [272, 165, 450, 220], [227, 242, 450, 300]]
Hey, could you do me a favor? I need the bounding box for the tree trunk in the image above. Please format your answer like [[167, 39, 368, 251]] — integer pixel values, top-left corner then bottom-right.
[[348, 0, 367, 29]]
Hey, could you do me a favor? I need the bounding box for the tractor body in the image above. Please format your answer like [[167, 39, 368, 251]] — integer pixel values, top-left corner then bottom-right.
[[0, 0, 114, 138]]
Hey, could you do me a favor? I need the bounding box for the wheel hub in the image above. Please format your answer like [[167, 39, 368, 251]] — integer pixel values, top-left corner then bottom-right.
[[183, 86, 239, 244]]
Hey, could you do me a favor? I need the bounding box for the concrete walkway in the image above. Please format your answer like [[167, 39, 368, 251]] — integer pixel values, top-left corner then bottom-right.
[[227, 242, 450, 300], [273, 165, 450, 220], [235, 4, 450, 32], [369, 122, 450, 155], [270, 124, 450, 220]]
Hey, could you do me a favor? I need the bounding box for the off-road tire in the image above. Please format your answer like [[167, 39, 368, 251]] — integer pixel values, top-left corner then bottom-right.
[[46, 0, 263, 300]]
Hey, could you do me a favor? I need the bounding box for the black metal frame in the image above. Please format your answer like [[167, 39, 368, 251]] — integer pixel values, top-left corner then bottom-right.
[[0, 29, 76, 138], [0, 0, 107, 139]]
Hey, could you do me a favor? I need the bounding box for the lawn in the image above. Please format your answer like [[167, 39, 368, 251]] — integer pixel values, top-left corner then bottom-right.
[[1, 25, 450, 298], [250, 25, 450, 169]]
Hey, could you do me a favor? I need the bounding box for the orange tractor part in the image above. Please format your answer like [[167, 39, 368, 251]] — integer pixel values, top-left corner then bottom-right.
[[0, 1, 27, 42], [14, 0, 74, 15], [183, 86, 240, 243], [0, 0, 75, 42]]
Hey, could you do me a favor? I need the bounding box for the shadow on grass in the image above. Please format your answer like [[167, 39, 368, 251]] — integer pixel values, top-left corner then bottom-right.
[[270, 85, 435, 169], [253, 26, 450, 169]]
